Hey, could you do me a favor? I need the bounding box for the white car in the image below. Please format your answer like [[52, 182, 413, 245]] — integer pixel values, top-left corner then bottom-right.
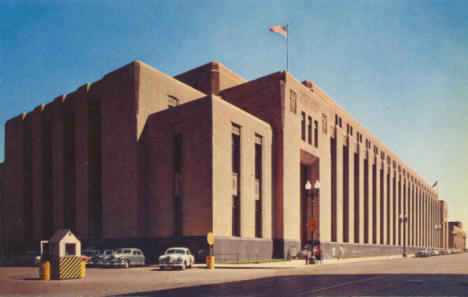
[[158, 247, 194, 270]]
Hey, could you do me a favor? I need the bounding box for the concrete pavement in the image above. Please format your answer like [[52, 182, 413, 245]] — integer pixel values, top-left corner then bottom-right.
[[193, 254, 405, 269]]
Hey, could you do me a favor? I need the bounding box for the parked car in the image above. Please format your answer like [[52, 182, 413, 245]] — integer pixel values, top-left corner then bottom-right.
[[158, 247, 195, 270], [16, 251, 41, 266], [91, 249, 116, 266], [82, 250, 101, 263], [415, 249, 430, 257], [430, 249, 439, 256], [104, 248, 145, 268]]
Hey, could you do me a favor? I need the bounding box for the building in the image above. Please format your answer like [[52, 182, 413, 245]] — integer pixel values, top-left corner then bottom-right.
[[439, 201, 449, 249], [0, 60, 456, 261], [448, 222, 466, 250]]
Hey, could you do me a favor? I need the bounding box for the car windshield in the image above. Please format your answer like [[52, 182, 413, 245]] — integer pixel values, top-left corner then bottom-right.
[[104, 250, 113, 255], [167, 249, 185, 254]]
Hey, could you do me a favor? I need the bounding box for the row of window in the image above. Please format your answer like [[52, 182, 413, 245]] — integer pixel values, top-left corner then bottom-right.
[[231, 124, 263, 238], [301, 112, 319, 148], [334, 114, 435, 194]]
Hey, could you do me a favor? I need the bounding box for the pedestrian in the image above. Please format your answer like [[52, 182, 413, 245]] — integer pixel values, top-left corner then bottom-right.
[[306, 248, 312, 264], [315, 247, 323, 264], [338, 244, 345, 260]]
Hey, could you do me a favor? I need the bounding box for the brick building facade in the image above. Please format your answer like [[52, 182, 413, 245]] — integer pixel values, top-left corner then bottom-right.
[[449, 222, 466, 250], [0, 60, 462, 261]]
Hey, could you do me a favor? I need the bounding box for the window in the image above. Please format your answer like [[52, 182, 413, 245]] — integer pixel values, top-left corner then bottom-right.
[[255, 135, 262, 238], [307, 116, 312, 144], [314, 120, 319, 148], [301, 112, 306, 141], [173, 134, 183, 174], [290, 89, 297, 114], [336, 114, 342, 128], [65, 243, 76, 256], [232, 124, 241, 237], [173, 134, 183, 237]]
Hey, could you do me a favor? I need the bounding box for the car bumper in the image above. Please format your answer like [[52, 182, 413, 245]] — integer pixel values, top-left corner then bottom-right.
[[159, 263, 184, 268]]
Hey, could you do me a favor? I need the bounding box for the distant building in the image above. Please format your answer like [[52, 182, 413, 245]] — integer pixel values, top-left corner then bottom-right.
[[0, 60, 456, 261], [448, 222, 466, 250]]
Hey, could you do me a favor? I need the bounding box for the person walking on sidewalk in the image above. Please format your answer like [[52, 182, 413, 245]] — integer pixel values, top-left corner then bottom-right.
[[338, 244, 345, 260]]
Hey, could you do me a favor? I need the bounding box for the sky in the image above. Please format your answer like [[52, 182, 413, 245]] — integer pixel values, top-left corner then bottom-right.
[[1, 0, 467, 231]]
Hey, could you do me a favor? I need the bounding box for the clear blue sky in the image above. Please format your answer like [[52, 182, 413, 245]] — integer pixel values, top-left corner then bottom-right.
[[1, 1, 467, 230]]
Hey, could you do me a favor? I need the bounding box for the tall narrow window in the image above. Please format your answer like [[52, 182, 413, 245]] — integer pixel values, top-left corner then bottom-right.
[[255, 135, 262, 238], [88, 100, 102, 239], [232, 124, 241, 237], [331, 137, 337, 242], [314, 120, 319, 148], [42, 118, 53, 239], [343, 145, 349, 242], [307, 116, 312, 144], [23, 123, 33, 243], [354, 152, 359, 243], [64, 111, 76, 232], [173, 134, 183, 237], [301, 112, 306, 141]]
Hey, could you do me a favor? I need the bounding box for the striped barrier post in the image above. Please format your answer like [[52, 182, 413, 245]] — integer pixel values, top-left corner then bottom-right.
[[53, 256, 82, 280]]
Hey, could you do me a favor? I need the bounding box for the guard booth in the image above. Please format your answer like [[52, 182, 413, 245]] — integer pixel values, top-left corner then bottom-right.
[[48, 229, 84, 280]]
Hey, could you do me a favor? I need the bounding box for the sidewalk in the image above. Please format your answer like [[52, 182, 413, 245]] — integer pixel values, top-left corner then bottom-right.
[[194, 254, 404, 269]]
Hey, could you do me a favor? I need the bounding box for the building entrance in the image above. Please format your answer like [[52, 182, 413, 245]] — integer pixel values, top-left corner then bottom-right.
[[300, 150, 320, 248]]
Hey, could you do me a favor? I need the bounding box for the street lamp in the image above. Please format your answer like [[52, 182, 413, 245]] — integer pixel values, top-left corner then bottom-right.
[[305, 179, 320, 241], [399, 213, 408, 257], [434, 224, 441, 249]]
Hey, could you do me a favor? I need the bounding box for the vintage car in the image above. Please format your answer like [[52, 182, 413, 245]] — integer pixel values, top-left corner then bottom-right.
[[415, 249, 430, 257], [92, 249, 116, 266], [103, 248, 145, 268], [158, 247, 195, 270], [82, 249, 101, 263], [16, 251, 41, 266]]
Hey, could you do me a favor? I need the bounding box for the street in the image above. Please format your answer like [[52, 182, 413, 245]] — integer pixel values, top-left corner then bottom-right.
[[0, 253, 467, 296]]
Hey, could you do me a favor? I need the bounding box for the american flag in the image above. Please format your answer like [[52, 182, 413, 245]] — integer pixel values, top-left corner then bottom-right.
[[269, 25, 287, 38]]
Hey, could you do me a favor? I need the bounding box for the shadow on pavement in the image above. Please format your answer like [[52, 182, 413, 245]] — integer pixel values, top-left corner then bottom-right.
[[116, 273, 468, 297]]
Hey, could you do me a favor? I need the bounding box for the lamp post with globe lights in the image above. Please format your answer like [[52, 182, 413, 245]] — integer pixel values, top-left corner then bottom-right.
[[434, 224, 441, 249], [305, 180, 320, 242], [399, 213, 408, 257]]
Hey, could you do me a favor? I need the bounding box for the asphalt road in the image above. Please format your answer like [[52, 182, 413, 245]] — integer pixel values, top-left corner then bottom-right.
[[1, 253, 467, 296]]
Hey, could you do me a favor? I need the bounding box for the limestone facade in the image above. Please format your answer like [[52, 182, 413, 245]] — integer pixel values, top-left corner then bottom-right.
[[0, 60, 460, 261]]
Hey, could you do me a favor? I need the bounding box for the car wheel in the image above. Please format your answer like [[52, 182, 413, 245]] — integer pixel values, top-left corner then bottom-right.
[[124, 260, 130, 268]]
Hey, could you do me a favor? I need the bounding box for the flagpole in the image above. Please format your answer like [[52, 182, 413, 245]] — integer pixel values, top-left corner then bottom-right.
[[286, 23, 289, 72]]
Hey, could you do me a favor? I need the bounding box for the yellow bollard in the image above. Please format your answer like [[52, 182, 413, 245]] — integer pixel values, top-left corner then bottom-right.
[[206, 256, 215, 269], [80, 260, 86, 278], [39, 261, 50, 281]]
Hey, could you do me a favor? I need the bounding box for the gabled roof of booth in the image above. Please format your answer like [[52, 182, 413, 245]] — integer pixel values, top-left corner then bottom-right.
[[49, 229, 78, 243]]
